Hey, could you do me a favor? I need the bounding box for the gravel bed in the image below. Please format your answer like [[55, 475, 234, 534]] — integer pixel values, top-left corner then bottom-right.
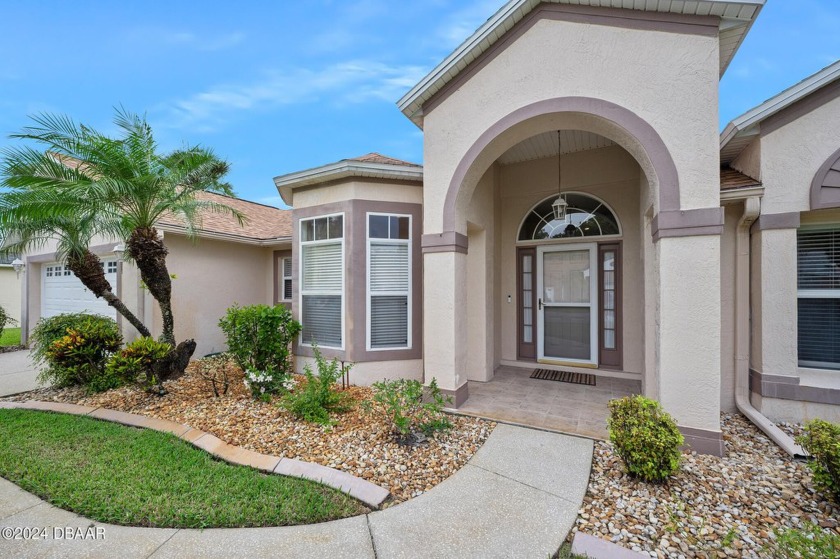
[[4, 362, 494, 504], [776, 421, 805, 440], [573, 413, 839, 558]]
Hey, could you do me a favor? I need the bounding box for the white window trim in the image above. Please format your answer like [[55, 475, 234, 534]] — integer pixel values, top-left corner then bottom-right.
[[280, 256, 293, 302], [299, 213, 345, 350], [366, 212, 412, 352], [797, 225, 840, 370]]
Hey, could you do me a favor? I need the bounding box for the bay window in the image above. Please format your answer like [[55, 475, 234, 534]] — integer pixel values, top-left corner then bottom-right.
[[300, 214, 344, 348], [367, 214, 411, 350]]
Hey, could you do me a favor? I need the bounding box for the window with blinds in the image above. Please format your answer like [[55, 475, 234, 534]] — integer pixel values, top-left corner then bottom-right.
[[300, 215, 344, 348], [798, 227, 840, 370], [280, 257, 292, 301], [368, 214, 410, 350]]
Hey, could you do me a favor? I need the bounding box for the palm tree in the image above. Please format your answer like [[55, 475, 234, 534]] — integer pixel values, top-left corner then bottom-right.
[[0, 153, 150, 337], [1, 108, 243, 373]]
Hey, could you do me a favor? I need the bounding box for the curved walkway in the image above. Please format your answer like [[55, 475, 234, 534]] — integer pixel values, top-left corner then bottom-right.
[[0, 415, 593, 559]]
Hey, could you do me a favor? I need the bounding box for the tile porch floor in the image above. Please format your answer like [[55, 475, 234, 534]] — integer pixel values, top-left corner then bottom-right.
[[457, 366, 641, 439]]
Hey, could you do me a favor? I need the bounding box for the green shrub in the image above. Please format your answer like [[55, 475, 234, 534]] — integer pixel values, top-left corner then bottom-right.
[[0, 305, 17, 339], [796, 419, 840, 501], [218, 304, 301, 377], [105, 337, 172, 392], [607, 395, 684, 482], [363, 378, 452, 444], [282, 346, 353, 425], [33, 314, 122, 389], [764, 523, 840, 559]]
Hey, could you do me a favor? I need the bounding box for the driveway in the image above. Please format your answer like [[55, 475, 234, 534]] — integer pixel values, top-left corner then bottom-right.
[[0, 350, 40, 396]]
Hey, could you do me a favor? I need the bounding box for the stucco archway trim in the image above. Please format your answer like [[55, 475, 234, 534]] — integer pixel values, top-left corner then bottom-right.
[[811, 146, 840, 210], [441, 97, 681, 233]]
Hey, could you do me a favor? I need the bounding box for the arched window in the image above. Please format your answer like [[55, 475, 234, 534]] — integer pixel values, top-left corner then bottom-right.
[[518, 193, 620, 241]]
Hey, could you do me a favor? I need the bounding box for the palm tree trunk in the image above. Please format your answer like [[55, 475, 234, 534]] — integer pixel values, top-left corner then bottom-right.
[[126, 227, 176, 346], [66, 251, 151, 338]]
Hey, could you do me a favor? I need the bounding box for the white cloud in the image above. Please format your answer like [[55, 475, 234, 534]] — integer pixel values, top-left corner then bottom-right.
[[157, 60, 429, 131]]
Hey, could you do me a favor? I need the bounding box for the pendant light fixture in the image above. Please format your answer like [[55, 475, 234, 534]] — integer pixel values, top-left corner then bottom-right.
[[551, 130, 568, 221]]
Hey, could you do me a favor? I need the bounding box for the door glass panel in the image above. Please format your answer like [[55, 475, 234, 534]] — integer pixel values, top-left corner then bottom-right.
[[543, 251, 590, 303], [544, 307, 591, 360], [604, 291, 615, 311], [604, 329, 616, 350], [602, 250, 617, 352], [604, 310, 615, 330], [524, 325, 532, 343]]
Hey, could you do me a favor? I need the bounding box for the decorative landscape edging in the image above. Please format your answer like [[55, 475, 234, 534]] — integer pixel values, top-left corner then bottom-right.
[[0, 400, 390, 509]]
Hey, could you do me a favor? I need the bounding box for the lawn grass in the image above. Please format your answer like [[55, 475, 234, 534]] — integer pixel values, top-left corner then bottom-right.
[[0, 327, 21, 347], [0, 409, 368, 528]]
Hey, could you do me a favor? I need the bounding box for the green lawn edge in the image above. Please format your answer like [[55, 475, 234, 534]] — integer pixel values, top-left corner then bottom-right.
[[0, 409, 368, 528], [0, 327, 21, 347]]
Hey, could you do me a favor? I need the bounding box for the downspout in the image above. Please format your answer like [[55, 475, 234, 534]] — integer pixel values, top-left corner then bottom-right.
[[735, 196, 805, 457]]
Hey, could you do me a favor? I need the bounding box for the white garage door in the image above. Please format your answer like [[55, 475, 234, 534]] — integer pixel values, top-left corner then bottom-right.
[[42, 261, 118, 320]]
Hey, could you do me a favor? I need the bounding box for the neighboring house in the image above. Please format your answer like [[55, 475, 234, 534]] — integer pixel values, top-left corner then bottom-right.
[[272, 0, 840, 456], [21, 192, 292, 357], [0, 255, 22, 325]]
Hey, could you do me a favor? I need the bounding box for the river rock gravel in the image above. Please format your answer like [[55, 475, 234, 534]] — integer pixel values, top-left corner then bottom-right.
[[3, 360, 494, 504], [572, 413, 838, 558]]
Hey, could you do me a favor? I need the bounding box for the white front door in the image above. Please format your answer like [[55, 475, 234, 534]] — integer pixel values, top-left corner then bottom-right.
[[42, 261, 118, 320], [536, 244, 598, 365]]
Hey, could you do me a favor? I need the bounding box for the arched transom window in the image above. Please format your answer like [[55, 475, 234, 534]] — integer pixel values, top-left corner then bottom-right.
[[518, 193, 620, 241]]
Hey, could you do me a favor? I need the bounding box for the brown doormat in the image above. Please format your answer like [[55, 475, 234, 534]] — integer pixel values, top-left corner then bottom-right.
[[530, 368, 596, 386]]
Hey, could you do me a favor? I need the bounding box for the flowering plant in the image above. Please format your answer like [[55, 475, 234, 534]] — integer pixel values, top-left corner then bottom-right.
[[243, 368, 290, 401]]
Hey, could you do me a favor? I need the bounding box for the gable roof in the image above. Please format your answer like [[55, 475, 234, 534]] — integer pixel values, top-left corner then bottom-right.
[[273, 153, 423, 206], [721, 60, 840, 165], [398, 0, 765, 127], [157, 191, 292, 244]]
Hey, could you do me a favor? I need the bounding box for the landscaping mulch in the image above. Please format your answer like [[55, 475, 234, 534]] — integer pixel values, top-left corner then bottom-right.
[[5, 362, 494, 505], [0, 345, 25, 354], [573, 413, 839, 558]]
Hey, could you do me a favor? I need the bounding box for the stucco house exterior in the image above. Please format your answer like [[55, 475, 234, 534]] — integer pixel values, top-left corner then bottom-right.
[[271, 0, 840, 456], [19, 1, 840, 457], [20, 193, 292, 358], [0, 255, 22, 326]]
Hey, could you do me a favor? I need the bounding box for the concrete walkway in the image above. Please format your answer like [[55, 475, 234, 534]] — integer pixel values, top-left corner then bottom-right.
[[0, 350, 39, 397], [0, 424, 593, 559]]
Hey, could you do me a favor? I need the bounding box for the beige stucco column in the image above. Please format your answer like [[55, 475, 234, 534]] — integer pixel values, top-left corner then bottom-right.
[[650, 204, 725, 454], [750, 227, 799, 379], [421, 234, 470, 406], [654, 233, 723, 453]]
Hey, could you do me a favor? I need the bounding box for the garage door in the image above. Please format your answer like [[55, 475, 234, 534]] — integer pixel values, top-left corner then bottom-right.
[[42, 261, 118, 320]]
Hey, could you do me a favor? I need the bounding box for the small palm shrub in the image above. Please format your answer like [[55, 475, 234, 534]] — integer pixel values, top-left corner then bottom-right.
[[363, 378, 452, 444], [608, 395, 684, 482], [33, 314, 122, 389], [282, 347, 353, 425], [0, 304, 17, 339], [796, 419, 840, 501], [105, 337, 172, 393], [218, 304, 301, 378]]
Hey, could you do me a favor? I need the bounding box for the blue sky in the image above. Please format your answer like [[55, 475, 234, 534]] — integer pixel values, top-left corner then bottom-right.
[[1, 1, 837, 208]]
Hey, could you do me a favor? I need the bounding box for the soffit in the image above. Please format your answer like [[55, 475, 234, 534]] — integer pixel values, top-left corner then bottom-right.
[[498, 130, 615, 165]]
